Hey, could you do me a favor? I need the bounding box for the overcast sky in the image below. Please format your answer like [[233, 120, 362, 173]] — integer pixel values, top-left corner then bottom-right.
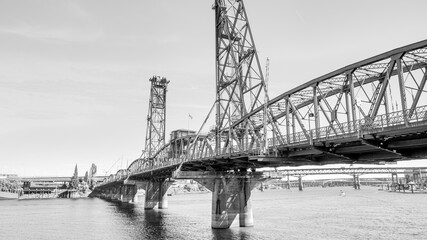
[[1, 0, 427, 177]]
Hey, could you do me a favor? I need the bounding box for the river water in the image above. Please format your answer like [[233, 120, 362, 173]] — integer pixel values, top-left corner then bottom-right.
[[1, 187, 426, 240]]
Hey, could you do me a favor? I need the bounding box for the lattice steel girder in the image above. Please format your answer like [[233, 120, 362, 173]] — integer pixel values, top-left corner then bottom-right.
[[145, 76, 169, 158], [369, 55, 400, 119], [228, 40, 427, 150], [233, 40, 427, 129], [410, 72, 427, 118]]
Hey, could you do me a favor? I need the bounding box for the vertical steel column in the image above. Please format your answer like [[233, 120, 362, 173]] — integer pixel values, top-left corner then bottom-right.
[[370, 58, 397, 119], [396, 58, 409, 126], [285, 98, 291, 144], [313, 85, 320, 139], [214, 0, 268, 155], [145, 76, 169, 159], [298, 176, 303, 191], [292, 112, 296, 142], [345, 85, 351, 133], [347, 71, 357, 132], [409, 67, 427, 117]]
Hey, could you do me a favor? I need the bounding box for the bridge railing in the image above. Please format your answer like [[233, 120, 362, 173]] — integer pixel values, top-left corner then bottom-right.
[[269, 105, 427, 147]]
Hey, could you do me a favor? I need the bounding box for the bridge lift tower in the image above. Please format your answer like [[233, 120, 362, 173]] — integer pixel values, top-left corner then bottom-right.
[[145, 76, 170, 159], [214, 0, 280, 156], [208, 0, 280, 229]]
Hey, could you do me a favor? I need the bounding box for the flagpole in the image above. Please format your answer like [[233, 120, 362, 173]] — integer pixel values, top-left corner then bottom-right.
[[188, 113, 191, 134]]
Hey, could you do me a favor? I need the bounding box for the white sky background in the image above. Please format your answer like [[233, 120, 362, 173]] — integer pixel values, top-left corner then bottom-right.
[[1, 0, 427, 177]]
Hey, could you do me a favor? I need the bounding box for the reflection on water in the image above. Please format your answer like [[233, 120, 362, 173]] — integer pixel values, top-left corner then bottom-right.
[[212, 228, 252, 240], [1, 187, 427, 240]]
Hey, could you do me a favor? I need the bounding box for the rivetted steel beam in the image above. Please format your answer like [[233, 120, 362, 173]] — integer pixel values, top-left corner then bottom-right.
[[273, 39, 427, 102], [347, 71, 357, 131], [241, 60, 427, 131], [292, 62, 426, 116], [409, 67, 427, 117], [313, 85, 319, 139], [285, 98, 291, 144], [231, 39, 427, 129], [289, 101, 310, 141], [396, 57, 409, 126], [319, 104, 339, 136], [368, 56, 398, 120]]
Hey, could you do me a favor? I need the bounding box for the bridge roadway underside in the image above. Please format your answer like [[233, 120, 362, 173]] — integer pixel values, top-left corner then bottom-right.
[[270, 123, 427, 166]]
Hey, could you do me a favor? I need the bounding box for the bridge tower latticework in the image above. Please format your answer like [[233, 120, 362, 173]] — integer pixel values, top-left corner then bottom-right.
[[213, 0, 280, 155], [145, 76, 169, 159]]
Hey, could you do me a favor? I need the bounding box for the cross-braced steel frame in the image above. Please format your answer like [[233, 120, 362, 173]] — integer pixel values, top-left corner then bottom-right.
[[145, 76, 169, 158], [250, 41, 427, 146], [213, 0, 279, 156]]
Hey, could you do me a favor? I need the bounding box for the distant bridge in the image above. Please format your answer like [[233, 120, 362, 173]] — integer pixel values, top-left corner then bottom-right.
[[263, 167, 427, 191], [19, 176, 108, 183], [263, 167, 427, 177], [92, 0, 427, 229]]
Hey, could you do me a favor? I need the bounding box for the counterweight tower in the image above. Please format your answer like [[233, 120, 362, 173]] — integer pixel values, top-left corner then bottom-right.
[[213, 0, 274, 155], [145, 76, 169, 158]]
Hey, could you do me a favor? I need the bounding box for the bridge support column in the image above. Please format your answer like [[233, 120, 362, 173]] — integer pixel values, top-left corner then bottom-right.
[[174, 171, 263, 229], [287, 174, 291, 190], [114, 186, 121, 201], [238, 177, 253, 227], [193, 173, 262, 229], [144, 180, 172, 210], [298, 176, 303, 191], [121, 185, 137, 203], [211, 176, 256, 228], [108, 188, 114, 200], [353, 174, 360, 190], [391, 173, 398, 191]]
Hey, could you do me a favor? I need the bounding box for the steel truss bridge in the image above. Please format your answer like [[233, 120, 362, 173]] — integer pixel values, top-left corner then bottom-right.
[[263, 167, 427, 191], [92, 0, 427, 229]]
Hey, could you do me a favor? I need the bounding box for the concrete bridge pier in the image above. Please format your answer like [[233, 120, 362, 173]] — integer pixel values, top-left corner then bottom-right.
[[113, 186, 122, 201], [120, 185, 137, 203], [210, 177, 254, 228], [391, 172, 398, 191], [107, 188, 114, 200], [298, 176, 303, 191], [191, 171, 263, 229], [353, 174, 361, 190], [144, 180, 173, 210]]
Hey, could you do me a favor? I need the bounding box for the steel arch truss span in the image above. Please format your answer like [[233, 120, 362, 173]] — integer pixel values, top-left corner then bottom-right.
[[239, 40, 427, 165]]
